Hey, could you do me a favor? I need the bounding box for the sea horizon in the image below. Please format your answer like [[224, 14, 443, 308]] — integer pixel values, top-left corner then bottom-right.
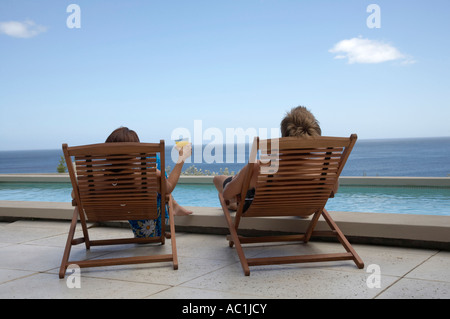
[[1, 135, 449, 152], [0, 136, 449, 177]]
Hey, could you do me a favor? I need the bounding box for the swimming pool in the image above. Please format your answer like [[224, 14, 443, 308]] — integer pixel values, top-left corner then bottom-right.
[[0, 182, 448, 216]]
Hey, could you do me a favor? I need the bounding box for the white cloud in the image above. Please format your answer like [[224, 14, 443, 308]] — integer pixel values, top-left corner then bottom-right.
[[329, 37, 415, 64], [0, 20, 47, 38]]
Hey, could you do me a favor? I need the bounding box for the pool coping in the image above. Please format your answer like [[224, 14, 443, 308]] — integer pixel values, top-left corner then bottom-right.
[[1, 173, 450, 187], [1, 201, 449, 251], [1, 174, 449, 251]]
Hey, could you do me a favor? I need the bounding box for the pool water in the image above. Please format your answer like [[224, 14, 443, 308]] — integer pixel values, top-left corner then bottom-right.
[[325, 186, 449, 216], [0, 182, 449, 216]]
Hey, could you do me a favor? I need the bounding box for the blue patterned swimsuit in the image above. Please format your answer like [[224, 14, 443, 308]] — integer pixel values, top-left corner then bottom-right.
[[128, 154, 169, 238]]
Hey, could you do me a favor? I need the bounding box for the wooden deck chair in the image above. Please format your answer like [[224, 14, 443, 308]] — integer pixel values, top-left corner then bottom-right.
[[59, 141, 177, 279], [219, 134, 364, 276]]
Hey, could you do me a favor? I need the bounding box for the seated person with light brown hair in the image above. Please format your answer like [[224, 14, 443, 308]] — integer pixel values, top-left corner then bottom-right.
[[213, 105, 326, 212]]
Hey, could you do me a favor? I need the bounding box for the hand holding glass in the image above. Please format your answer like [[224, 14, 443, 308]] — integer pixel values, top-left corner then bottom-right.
[[175, 138, 191, 163]]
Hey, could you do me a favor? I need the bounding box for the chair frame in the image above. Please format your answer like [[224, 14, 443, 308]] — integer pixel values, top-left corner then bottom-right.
[[59, 141, 178, 279], [219, 134, 364, 276]]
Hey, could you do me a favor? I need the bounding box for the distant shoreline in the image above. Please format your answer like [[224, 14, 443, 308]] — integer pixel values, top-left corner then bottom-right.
[[1, 136, 449, 152]]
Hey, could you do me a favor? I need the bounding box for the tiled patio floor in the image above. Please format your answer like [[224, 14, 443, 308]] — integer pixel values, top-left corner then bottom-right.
[[1, 220, 449, 299]]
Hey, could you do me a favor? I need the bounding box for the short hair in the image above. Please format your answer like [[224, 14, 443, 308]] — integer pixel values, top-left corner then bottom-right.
[[105, 127, 140, 143], [280, 106, 321, 137]]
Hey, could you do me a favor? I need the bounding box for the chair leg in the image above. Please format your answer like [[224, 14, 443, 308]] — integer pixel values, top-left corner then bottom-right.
[[321, 209, 364, 269], [219, 194, 250, 276], [304, 211, 321, 243], [168, 197, 178, 270], [59, 208, 79, 279], [227, 214, 250, 276], [75, 206, 91, 250]]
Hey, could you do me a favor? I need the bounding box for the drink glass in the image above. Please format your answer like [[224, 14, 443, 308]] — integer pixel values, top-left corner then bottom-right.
[[175, 138, 189, 148]]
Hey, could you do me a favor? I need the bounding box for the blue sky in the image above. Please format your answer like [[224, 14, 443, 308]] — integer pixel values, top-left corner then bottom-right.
[[0, 0, 449, 150]]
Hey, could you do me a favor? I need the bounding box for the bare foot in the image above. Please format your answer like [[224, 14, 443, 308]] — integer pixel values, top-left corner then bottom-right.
[[172, 200, 193, 216], [225, 199, 238, 211]]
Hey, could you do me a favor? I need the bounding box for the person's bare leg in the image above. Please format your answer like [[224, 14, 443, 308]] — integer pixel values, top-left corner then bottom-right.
[[213, 175, 237, 211], [171, 196, 193, 216], [213, 175, 228, 193]]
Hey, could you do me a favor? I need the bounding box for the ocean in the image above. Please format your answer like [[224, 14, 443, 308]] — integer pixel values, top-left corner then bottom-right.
[[0, 137, 449, 177]]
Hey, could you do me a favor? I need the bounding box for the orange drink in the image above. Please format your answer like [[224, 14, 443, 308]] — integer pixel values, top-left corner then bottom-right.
[[175, 138, 189, 147]]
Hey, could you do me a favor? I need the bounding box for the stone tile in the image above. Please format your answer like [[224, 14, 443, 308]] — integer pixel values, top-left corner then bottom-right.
[[376, 277, 450, 299], [0, 272, 169, 299], [0, 269, 36, 285], [313, 243, 439, 276], [0, 244, 63, 272], [0, 242, 104, 273], [147, 286, 261, 299], [21, 232, 78, 248], [71, 255, 232, 287], [5, 220, 72, 230], [180, 262, 399, 299], [353, 245, 439, 277], [223, 240, 438, 278], [247, 241, 361, 272], [0, 222, 69, 244], [174, 233, 245, 261], [405, 251, 450, 283]]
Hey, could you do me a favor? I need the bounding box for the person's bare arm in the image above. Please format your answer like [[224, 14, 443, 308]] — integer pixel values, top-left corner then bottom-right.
[[157, 144, 191, 194]]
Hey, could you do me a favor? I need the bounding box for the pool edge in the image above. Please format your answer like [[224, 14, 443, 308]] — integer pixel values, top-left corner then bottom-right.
[[1, 200, 449, 251], [1, 174, 450, 187]]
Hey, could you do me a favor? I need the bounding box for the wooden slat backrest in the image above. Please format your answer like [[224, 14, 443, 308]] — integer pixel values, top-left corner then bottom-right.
[[244, 135, 357, 217], [63, 142, 166, 222]]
